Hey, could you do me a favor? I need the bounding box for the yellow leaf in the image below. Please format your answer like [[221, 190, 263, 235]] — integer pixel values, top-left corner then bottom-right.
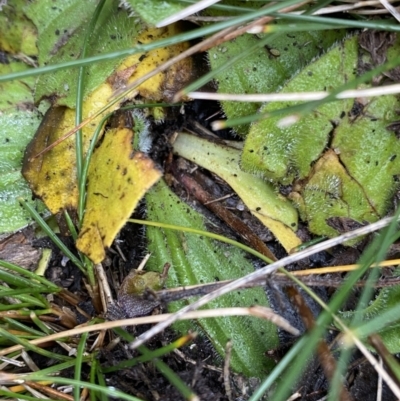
[[22, 24, 192, 214], [23, 106, 79, 213], [172, 133, 302, 253], [76, 127, 162, 263]]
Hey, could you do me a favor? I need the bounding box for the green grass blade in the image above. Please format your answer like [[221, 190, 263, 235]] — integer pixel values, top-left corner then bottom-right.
[[21, 375, 146, 401], [74, 331, 89, 401], [75, 0, 107, 224], [2, 317, 48, 337], [0, 389, 52, 401], [0, 261, 59, 292], [0, 327, 71, 362], [19, 198, 85, 272]]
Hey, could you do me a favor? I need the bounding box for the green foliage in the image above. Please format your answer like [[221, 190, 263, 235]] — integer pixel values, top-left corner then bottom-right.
[[242, 35, 400, 237], [208, 19, 345, 135], [145, 180, 279, 378], [0, 0, 38, 56], [341, 270, 400, 353], [25, 0, 142, 107], [0, 58, 44, 233], [121, 0, 185, 26]]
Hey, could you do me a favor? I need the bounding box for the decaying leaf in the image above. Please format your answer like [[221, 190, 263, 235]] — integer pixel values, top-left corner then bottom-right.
[[172, 133, 301, 252], [76, 127, 162, 263], [0, 0, 38, 57], [23, 24, 192, 215], [22, 106, 77, 213]]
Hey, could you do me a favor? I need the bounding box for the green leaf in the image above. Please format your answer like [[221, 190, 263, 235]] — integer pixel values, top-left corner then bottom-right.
[[242, 37, 358, 183], [243, 34, 400, 237], [340, 271, 400, 354], [0, 58, 44, 233], [25, 0, 142, 107], [208, 20, 345, 135], [121, 0, 185, 26], [145, 180, 279, 378], [0, 0, 38, 56]]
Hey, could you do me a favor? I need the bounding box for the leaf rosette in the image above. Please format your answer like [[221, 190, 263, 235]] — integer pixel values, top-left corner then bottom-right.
[[242, 33, 400, 238]]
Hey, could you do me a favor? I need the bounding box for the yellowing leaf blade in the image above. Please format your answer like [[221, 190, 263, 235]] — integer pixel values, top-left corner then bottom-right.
[[22, 106, 79, 213], [76, 127, 162, 263], [172, 133, 301, 252], [23, 24, 192, 215]]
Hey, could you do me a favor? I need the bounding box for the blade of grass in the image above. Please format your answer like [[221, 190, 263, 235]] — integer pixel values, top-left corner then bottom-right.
[[249, 337, 306, 400], [0, 327, 72, 362], [63, 210, 79, 241], [75, 0, 107, 214], [328, 238, 392, 400], [29, 313, 54, 335], [369, 334, 400, 384], [96, 362, 108, 401], [353, 302, 400, 339], [180, 23, 347, 99], [0, 389, 50, 401], [77, 102, 181, 221], [19, 375, 146, 401], [128, 214, 399, 350], [74, 331, 89, 401], [0, 261, 59, 292], [102, 332, 194, 373], [0, 287, 53, 298], [78, 112, 110, 221], [180, 16, 400, 100], [259, 209, 400, 400], [0, 266, 52, 290], [2, 308, 56, 317], [0, 288, 48, 308], [89, 356, 102, 401], [113, 328, 198, 401], [3, 317, 49, 337], [19, 198, 85, 272], [328, 348, 354, 401], [212, 48, 400, 129], [0, 303, 35, 311], [30, 357, 91, 377], [128, 219, 274, 264]]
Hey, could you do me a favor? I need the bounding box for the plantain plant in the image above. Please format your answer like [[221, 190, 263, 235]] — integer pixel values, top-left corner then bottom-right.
[[2, 1, 400, 400]]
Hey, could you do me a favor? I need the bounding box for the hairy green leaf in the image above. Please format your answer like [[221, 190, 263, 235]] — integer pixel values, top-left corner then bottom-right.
[[208, 18, 345, 135], [145, 180, 279, 378], [0, 58, 44, 233], [26, 0, 141, 107], [340, 271, 400, 353], [243, 34, 400, 237], [121, 0, 185, 25]]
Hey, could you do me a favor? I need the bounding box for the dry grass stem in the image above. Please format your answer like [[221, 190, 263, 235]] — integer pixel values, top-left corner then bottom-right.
[[189, 83, 400, 104], [129, 215, 399, 349], [0, 307, 295, 357]]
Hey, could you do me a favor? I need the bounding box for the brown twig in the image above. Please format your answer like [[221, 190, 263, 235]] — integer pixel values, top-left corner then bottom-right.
[[173, 165, 277, 261]]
